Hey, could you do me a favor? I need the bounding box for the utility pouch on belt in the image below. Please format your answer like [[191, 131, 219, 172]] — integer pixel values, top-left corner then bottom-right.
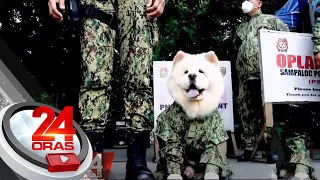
[[67, 0, 117, 30], [82, 4, 118, 30]]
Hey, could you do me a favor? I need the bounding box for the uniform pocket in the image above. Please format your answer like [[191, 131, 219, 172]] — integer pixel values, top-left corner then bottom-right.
[[81, 18, 116, 88]]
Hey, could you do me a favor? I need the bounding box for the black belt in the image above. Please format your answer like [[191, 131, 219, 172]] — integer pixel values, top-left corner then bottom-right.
[[82, 5, 117, 30]]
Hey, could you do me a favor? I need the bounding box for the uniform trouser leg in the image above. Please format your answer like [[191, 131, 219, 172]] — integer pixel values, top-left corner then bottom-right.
[[237, 79, 264, 150], [237, 79, 278, 162], [236, 79, 271, 161], [78, 18, 117, 152], [271, 104, 316, 179], [117, 0, 159, 179]]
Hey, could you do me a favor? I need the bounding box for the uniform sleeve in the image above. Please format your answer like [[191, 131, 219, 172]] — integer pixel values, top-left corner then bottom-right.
[[232, 27, 242, 53], [199, 112, 231, 176], [154, 112, 184, 174], [209, 111, 229, 145], [200, 112, 228, 163], [311, 0, 320, 54], [272, 17, 290, 32], [232, 31, 238, 52]]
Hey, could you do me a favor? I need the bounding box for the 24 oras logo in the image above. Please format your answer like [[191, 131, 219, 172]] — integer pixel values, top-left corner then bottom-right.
[[31, 106, 76, 151], [30, 105, 116, 177], [29, 106, 81, 172], [0, 102, 93, 180]]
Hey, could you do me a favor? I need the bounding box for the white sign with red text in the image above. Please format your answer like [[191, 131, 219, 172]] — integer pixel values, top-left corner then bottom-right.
[[153, 61, 234, 132], [259, 30, 320, 103]]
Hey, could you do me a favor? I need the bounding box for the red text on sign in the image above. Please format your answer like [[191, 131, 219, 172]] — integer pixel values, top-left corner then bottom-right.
[[32, 106, 76, 151], [309, 79, 320, 84], [276, 54, 320, 69]]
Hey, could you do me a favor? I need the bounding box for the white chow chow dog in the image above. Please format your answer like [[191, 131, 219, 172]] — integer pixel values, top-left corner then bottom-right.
[[153, 51, 232, 180], [167, 50, 224, 119]]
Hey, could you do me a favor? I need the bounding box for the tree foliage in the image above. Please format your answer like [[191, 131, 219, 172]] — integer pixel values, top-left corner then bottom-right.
[[154, 0, 288, 60]]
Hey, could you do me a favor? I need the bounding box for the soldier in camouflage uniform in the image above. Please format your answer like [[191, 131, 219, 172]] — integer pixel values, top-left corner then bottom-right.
[[233, 0, 316, 179], [153, 102, 233, 180], [233, 0, 289, 162], [48, 0, 165, 179]]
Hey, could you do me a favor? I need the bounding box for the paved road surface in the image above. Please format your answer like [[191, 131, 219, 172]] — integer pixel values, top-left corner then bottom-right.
[[109, 148, 320, 179]]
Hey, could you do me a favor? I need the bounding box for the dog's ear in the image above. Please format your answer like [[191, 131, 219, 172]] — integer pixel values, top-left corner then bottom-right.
[[173, 51, 186, 64], [205, 51, 219, 64]]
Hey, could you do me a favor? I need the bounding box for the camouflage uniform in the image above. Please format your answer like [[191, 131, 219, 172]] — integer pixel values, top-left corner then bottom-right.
[[78, 0, 158, 134], [233, 12, 290, 150], [153, 102, 233, 180], [271, 104, 316, 179], [234, 11, 315, 178], [77, 0, 159, 179]]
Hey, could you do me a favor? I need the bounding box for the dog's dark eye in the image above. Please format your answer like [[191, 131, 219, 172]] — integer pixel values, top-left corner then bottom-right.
[[184, 70, 188, 74], [199, 70, 204, 73]]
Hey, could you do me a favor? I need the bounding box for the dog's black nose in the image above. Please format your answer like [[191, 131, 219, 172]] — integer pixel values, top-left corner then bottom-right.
[[188, 73, 197, 80]]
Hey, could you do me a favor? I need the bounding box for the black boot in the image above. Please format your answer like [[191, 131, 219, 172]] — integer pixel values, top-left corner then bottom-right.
[[87, 132, 104, 153], [104, 120, 116, 149], [237, 149, 254, 162], [265, 127, 278, 164], [266, 150, 278, 164], [125, 131, 154, 180]]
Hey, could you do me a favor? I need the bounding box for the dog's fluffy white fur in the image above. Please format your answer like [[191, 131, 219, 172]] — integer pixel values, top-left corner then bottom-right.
[[167, 50, 224, 119]]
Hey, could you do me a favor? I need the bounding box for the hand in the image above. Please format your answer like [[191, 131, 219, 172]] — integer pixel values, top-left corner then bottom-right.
[[48, 0, 65, 22], [204, 172, 219, 180], [315, 52, 320, 65], [167, 174, 183, 180], [146, 0, 165, 18]]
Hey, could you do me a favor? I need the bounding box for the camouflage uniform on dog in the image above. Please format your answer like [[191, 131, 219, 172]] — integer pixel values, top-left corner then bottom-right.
[[153, 102, 233, 180]]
